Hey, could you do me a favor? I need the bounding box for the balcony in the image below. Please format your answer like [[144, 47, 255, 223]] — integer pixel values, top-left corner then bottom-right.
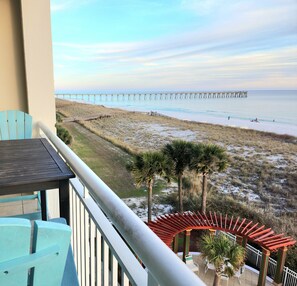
[[0, 122, 204, 286], [1, 122, 296, 286]]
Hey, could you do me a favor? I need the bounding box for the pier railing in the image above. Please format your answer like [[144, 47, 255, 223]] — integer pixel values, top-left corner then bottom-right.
[[56, 91, 247, 102]]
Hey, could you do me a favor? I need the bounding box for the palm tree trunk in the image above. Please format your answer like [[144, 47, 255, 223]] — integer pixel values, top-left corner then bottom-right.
[[178, 175, 183, 212], [201, 174, 207, 213], [147, 180, 153, 222], [213, 273, 221, 286], [195, 174, 202, 196]]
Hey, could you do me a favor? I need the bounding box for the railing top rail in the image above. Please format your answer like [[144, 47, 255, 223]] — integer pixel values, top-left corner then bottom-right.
[[38, 122, 205, 286]]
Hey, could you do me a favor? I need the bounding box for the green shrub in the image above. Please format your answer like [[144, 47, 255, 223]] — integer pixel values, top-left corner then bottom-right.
[[56, 113, 63, 123], [56, 125, 72, 145]]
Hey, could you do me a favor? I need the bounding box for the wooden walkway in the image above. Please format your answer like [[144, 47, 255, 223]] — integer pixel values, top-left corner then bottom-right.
[[62, 114, 111, 123]]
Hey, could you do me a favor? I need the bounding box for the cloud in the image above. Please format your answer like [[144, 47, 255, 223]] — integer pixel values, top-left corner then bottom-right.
[[50, 0, 94, 12], [53, 0, 297, 90], [54, 0, 297, 65], [181, 0, 223, 15]]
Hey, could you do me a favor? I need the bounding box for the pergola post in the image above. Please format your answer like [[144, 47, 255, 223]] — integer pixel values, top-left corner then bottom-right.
[[209, 228, 216, 236], [242, 237, 248, 248], [257, 248, 270, 286], [236, 235, 243, 246], [172, 234, 179, 254], [273, 247, 288, 286], [182, 229, 191, 262]]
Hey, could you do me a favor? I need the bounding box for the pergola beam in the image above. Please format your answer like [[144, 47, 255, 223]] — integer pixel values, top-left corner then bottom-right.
[[148, 212, 295, 252]]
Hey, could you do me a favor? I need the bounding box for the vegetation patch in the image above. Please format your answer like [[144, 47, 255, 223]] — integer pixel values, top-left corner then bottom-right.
[[56, 99, 297, 270]]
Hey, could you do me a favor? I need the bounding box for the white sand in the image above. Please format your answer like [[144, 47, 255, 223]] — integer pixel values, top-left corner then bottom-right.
[[122, 197, 173, 221], [159, 111, 297, 137]]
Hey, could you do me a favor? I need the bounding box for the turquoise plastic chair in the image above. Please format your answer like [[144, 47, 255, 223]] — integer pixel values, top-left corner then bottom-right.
[[0, 110, 32, 140], [0, 110, 41, 219], [0, 217, 79, 286]]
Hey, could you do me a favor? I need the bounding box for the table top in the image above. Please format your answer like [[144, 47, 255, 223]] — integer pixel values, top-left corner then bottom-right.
[[0, 138, 75, 195]]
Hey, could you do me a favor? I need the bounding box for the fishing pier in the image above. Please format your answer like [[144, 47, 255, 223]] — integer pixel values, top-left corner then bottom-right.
[[56, 91, 248, 102]]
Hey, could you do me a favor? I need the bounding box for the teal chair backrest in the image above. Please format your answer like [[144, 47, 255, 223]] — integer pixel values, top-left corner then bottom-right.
[[0, 110, 38, 219], [0, 110, 32, 140], [0, 218, 72, 286]]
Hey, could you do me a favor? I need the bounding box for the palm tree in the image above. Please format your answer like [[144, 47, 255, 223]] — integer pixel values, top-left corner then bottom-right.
[[162, 140, 193, 212], [127, 151, 171, 222], [190, 143, 228, 213], [201, 234, 245, 286], [188, 142, 204, 194]]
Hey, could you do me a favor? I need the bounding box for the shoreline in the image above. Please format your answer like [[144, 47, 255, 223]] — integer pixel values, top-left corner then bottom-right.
[[72, 98, 297, 138], [123, 107, 297, 138]]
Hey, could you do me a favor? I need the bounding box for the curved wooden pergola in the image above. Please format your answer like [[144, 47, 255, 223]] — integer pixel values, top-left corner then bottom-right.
[[148, 211, 296, 286], [148, 211, 295, 251]]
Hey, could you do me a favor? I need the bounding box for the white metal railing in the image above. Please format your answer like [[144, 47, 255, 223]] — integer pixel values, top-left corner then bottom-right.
[[69, 177, 146, 285], [223, 232, 297, 286], [38, 122, 205, 286]]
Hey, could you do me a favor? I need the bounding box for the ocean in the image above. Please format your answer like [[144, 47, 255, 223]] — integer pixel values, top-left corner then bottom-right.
[[58, 90, 297, 136]]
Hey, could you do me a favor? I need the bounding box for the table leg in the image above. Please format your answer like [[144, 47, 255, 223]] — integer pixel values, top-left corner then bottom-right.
[[59, 179, 70, 225], [40, 190, 47, 220]]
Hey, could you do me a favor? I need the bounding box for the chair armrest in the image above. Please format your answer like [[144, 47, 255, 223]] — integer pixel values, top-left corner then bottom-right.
[[50, 218, 79, 286]]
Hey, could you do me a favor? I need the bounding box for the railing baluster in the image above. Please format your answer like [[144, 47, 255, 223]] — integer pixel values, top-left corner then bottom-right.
[[70, 185, 74, 252], [96, 229, 102, 286], [103, 239, 109, 286], [81, 201, 86, 286], [72, 187, 78, 277], [111, 254, 118, 286], [121, 269, 129, 286], [76, 196, 82, 284], [90, 221, 96, 285], [85, 208, 90, 286]]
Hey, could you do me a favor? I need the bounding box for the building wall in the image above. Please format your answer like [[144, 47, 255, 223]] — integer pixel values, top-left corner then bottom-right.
[[0, 0, 56, 133], [20, 0, 56, 136], [0, 0, 28, 111], [0, 0, 59, 217]]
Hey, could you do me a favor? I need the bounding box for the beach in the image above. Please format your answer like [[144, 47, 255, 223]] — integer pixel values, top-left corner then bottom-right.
[[159, 111, 297, 137], [56, 98, 297, 265], [56, 98, 297, 212], [59, 90, 297, 137]]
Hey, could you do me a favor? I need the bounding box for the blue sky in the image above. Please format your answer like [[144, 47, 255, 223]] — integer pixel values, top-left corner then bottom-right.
[[50, 0, 297, 92]]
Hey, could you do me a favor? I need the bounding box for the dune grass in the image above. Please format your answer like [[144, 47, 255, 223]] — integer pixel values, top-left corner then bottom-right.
[[56, 99, 297, 213]]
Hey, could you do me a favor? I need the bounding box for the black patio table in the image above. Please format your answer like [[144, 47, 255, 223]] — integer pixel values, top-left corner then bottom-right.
[[0, 138, 75, 223]]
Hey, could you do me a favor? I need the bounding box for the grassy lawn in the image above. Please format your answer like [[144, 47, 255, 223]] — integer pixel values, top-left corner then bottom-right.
[[63, 122, 138, 198], [63, 122, 168, 198]]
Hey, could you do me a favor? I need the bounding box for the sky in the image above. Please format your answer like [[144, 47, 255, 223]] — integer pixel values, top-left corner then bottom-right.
[[50, 0, 297, 92]]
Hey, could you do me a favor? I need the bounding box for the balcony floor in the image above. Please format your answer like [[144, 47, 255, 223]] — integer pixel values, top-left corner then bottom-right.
[[0, 194, 39, 217], [182, 253, 273, 286]]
